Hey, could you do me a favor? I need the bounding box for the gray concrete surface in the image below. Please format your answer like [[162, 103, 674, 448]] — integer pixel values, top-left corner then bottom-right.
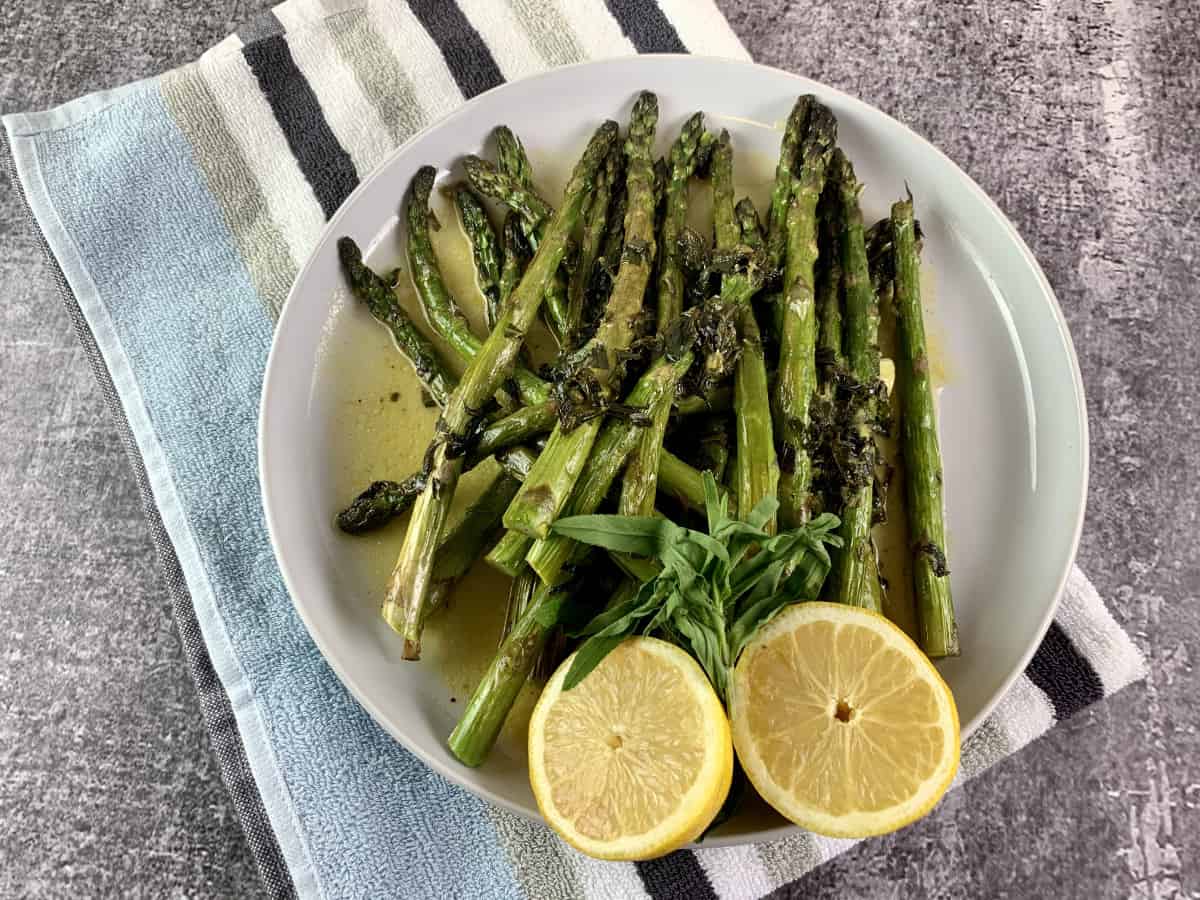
[[2, 1, 1196, 897]]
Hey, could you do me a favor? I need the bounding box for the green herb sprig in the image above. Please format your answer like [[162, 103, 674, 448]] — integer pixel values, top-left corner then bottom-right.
[[550, 473, 841, 700]]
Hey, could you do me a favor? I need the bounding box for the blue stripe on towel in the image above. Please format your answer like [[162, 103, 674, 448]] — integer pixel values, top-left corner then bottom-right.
[[20, 82, 521, 900]]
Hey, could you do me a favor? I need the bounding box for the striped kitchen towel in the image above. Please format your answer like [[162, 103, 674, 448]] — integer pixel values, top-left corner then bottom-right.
[[3, 1, 1145, 898]]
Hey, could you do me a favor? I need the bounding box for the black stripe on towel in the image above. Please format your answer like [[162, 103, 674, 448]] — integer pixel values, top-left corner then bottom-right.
[[242, 34, 360, 219], [1024, 621, 1105, 721], [604, 0, 688, 53], [408, 0, 504, 98], [636, 852, 719, 900]]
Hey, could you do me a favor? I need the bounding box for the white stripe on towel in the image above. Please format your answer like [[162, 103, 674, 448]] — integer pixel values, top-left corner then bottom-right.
[[366, 1, 466, 122], [557, 0, 638, 60], [574, 854, 651, 900], [696, 844, 775, 900], [273, 2, 394, 175], [197, 51, 326, 266], [1057, 566, 1147, 693], [993, 674, 1056, 748], [456, 0, 548, 82], [657, 0, 753, 59]]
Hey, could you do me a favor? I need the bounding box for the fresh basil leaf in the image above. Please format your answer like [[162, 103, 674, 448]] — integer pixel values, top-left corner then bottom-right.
[[563, 634, 630, 690]]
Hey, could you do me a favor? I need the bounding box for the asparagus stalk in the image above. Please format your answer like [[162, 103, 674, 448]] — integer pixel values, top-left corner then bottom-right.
[[733, 305, 779, 532], [815, 180, 844, 381], [467, 141, 571, 342], [618, 391, 673, 517], [656, 113, 708, 330], [503, 92, 660, 540], [335, 474, 426, 535], [675, 386, 733, 417], [447, 575, 566, 766], [713, 129, 739, 251], [774, 103, 837, 529], [527, 352, 694, 585], [405, 169, 548, 406], [462, 154, 553, 227], [568, 145, 621, 343], [696, 131, 771, 391], [499, 565, 539, 644], [337, 237, 456, 407], [426, 470, 523, 613], [495, 125, 535, 190], [892, 196, 958, 657], [485, 528, 536, 578], [658, 448, 712, 513], [483, 436, 713, 571], [337, 445, 537, 535], [620, 113, 708, 516], [736, 197, 765, 250], [384, 120, 618, 658], [766, 96, 813, 271], [498, 212, 531, 305], [452, 185, 503, 330], [827, 150, 883, 612]]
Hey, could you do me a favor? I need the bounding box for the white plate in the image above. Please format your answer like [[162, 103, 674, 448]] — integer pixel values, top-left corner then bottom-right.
[[259, 55, 1087, 844]]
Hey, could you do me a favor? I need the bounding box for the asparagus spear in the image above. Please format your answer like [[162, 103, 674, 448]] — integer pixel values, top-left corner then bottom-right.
[[384, 120, 618, 658], [620, 113, 709, 516], [733, 305, 779, 532], [657, 448, 712, 513], [466, 143, 571, 342], [568, 145, 621, 343], [487, 443, 710, 574], [695, 131, 771, 393], [528, 351, 694, 584], [337, 237, 456, 407], [426, 470, 523, 614], [892, 196, 958, 658], [447, 575, 566, 766], [675, 386, 733, 417], [815, 180, 844, 381], [827, 150, 883, 612], [336, 474, 426, 535], [486, 528, 536, 578], [452, 185, 503, 330], [462, 154, 553, 227], [337, 445, 537, 535], [503, 92, 660, 540], [406, 169, 548, 407], [495, 125, 535, 189], [774, 103, 837, 529], [498, 212, 531, 305], [766, 96, 813, 271], [736, 197, 765, 250], [656, 113, 708, 330]]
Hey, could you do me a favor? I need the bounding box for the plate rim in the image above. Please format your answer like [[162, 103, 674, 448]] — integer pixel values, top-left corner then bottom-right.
[[258, 53, 1089, 844]]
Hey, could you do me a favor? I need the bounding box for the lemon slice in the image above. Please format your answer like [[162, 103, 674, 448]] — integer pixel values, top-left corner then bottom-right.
[[528, 637, 733, 860], [729, 602, 959, 838]]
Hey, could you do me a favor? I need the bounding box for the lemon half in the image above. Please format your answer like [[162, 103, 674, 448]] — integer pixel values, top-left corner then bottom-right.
[[729, 602, 959, 838], [528, 637, 733, 860]]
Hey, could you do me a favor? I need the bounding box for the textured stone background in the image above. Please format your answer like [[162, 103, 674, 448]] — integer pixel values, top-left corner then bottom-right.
[[2, 1, 1196, 897]]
